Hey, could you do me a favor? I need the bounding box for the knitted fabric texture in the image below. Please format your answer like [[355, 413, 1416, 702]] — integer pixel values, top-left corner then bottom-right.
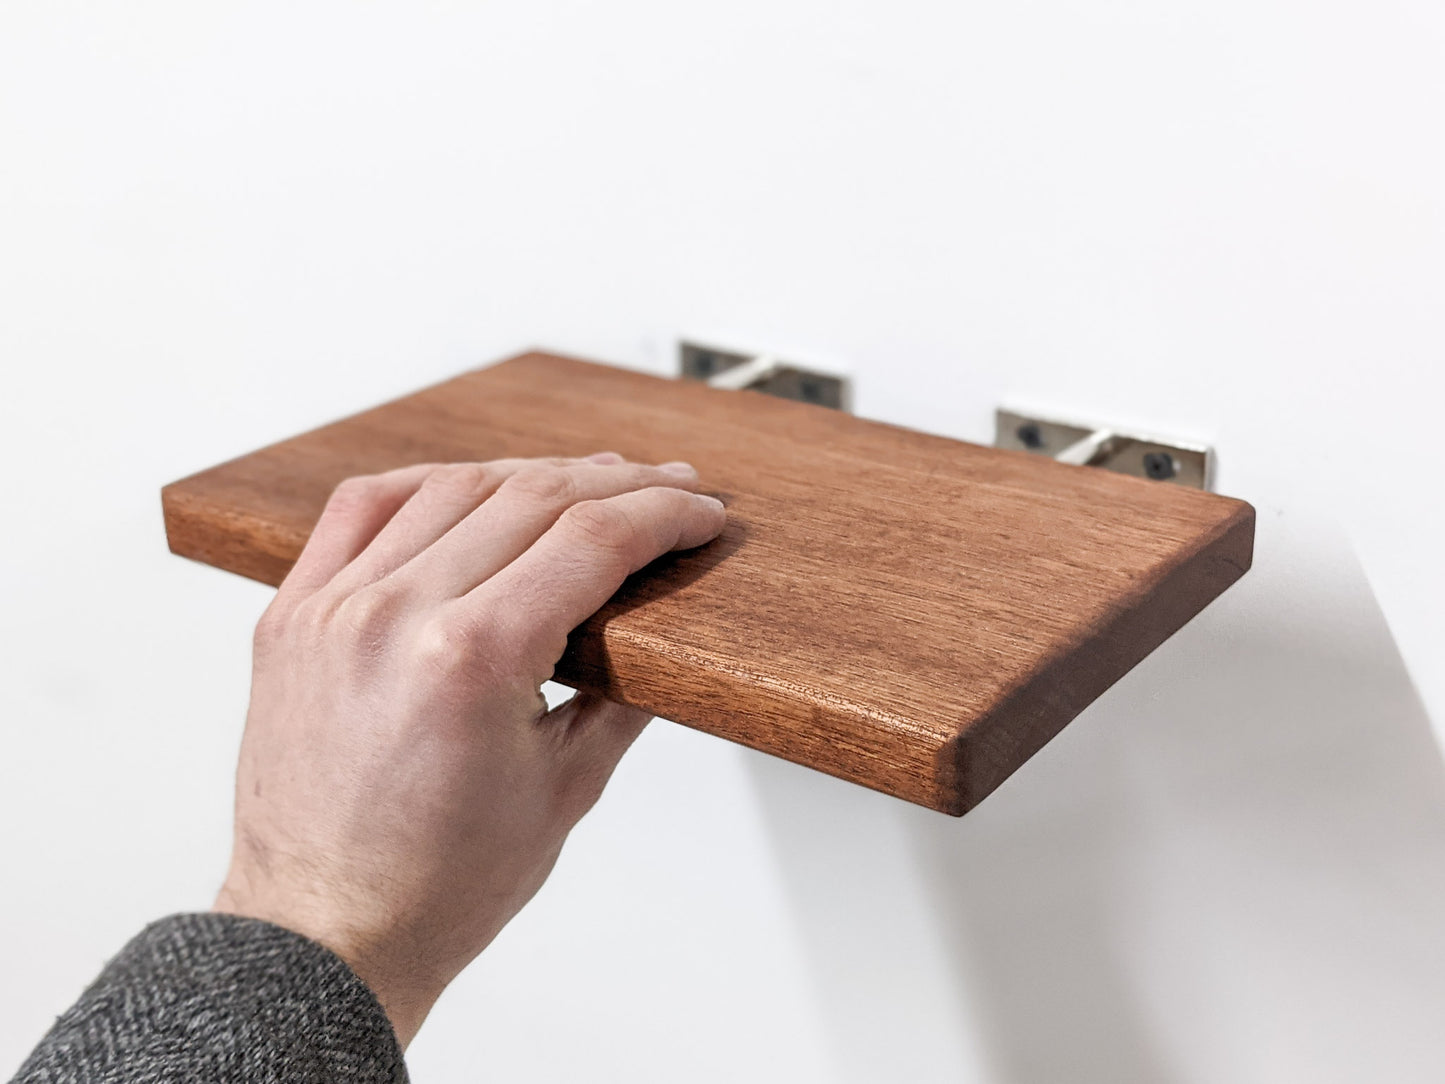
[[11, 913, 407, 1083]]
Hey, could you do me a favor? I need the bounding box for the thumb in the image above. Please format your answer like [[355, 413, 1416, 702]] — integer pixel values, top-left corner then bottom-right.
[[544, 692, 653, 812]]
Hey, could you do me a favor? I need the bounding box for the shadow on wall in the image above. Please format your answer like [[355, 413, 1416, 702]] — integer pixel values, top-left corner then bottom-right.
[[746, 512, 1445, 1084]]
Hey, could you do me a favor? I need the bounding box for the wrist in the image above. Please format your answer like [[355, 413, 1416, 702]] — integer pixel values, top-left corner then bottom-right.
[[212, 879, 443, 1049]]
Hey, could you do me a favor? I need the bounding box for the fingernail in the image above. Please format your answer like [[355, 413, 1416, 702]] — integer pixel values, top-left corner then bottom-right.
[[659, 461, 697, 477], [586, 451, 624, 464], [695, 494, 725, 510]]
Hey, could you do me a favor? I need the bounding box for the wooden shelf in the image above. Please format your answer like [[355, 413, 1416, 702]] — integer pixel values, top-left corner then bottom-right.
[[162, 352, 1254, 814]]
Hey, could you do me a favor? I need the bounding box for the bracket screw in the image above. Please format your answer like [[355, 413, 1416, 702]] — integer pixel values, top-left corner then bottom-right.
[[1016, 423, 1044, 450], [1143, 452, 1177, 480]]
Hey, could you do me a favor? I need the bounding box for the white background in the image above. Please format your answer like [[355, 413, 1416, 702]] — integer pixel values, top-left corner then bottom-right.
[[3, 2, 1444, 1080]]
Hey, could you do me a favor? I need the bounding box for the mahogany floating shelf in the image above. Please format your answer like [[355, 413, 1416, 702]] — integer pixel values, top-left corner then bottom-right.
[[162, 352, 1254, 814]]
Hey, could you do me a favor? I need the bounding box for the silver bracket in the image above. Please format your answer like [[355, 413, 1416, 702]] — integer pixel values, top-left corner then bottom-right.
[[995, 408, 1214, 490], [679, 341, 851, 411]]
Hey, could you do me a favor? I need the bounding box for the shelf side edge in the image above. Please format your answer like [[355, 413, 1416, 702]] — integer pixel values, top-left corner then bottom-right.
[[938, 498, 1257, 815]]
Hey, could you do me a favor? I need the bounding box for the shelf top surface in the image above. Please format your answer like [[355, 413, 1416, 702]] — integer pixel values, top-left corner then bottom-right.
[[163, 352, 1254, 813]]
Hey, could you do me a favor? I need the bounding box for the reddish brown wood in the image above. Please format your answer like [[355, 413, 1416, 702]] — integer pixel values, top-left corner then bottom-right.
[[162, 352, 1254, 814]]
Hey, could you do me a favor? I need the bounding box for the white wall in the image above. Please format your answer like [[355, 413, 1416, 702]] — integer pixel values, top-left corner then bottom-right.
[[3, 2, 1443, 1080]]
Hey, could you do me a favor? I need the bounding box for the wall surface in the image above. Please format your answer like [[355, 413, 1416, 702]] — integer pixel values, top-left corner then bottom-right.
[[3, 2, 1443, 1081]]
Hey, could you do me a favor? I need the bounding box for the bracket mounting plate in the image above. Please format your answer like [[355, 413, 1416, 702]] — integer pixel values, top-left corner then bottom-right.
[[994, 409, 1215, 491], [679, 340, 850, 411]]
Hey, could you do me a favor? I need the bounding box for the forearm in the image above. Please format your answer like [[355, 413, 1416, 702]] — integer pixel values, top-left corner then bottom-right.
[[12, 914, 406, 1084]]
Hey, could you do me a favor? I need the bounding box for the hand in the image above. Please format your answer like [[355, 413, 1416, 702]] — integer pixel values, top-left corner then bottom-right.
[[212, 453, 726, 1048]]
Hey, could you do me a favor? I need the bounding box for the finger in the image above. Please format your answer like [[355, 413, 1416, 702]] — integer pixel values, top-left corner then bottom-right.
[[280, 464, 441, 597], [398, 460, 704, 599], [543, 692, 653, 816], [331, 455, 620, 592], [460, 487, 727, 679]]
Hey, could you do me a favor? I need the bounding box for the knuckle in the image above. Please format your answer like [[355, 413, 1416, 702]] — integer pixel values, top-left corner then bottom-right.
[[335, 584, 405, 640], [410, 614, 475, 677], [286, 593, 330, 635], [559, 499, 635, 550], [411, 608, 536, 691], [422, 462, 495, 503], [285, 591, 350, 647], [320, 474, 391, 526], [327, 474, 381, 512], [501, 466, 576, 507], [251, 600, 289, 649]]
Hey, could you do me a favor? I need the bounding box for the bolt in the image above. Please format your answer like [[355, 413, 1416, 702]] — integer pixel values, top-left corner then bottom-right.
[[1016, 423, 1044, 450], [1143, 451, 1177, 480]]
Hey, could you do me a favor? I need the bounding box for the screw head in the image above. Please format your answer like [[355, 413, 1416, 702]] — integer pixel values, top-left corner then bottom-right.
[[1143, 451, 1177, 480], [1016, 423, 1044, 450]]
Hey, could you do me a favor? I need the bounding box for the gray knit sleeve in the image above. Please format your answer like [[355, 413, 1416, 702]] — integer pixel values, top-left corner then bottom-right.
[[11, 913, 407, 1083]]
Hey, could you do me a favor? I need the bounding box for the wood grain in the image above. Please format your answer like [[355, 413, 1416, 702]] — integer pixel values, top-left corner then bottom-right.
[[162, 352, 1254, 814]]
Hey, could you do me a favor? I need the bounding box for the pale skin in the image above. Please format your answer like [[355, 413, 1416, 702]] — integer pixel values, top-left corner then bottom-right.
[[212, 452, 726, 1048]]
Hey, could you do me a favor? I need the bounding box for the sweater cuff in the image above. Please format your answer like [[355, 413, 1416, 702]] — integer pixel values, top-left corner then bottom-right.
[[14, 913, 407, 1083]]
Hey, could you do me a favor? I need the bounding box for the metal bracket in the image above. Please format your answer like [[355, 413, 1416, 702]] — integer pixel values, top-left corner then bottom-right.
[[995, 409, 1214, 490], [679, 341, 851, 411]]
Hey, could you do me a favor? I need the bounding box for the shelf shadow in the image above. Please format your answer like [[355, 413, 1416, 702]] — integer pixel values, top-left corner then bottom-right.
[[746, 518, 1445, 1082]]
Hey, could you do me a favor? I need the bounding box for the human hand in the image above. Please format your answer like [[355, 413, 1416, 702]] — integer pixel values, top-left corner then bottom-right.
[[212, 453, 725, 1047]]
